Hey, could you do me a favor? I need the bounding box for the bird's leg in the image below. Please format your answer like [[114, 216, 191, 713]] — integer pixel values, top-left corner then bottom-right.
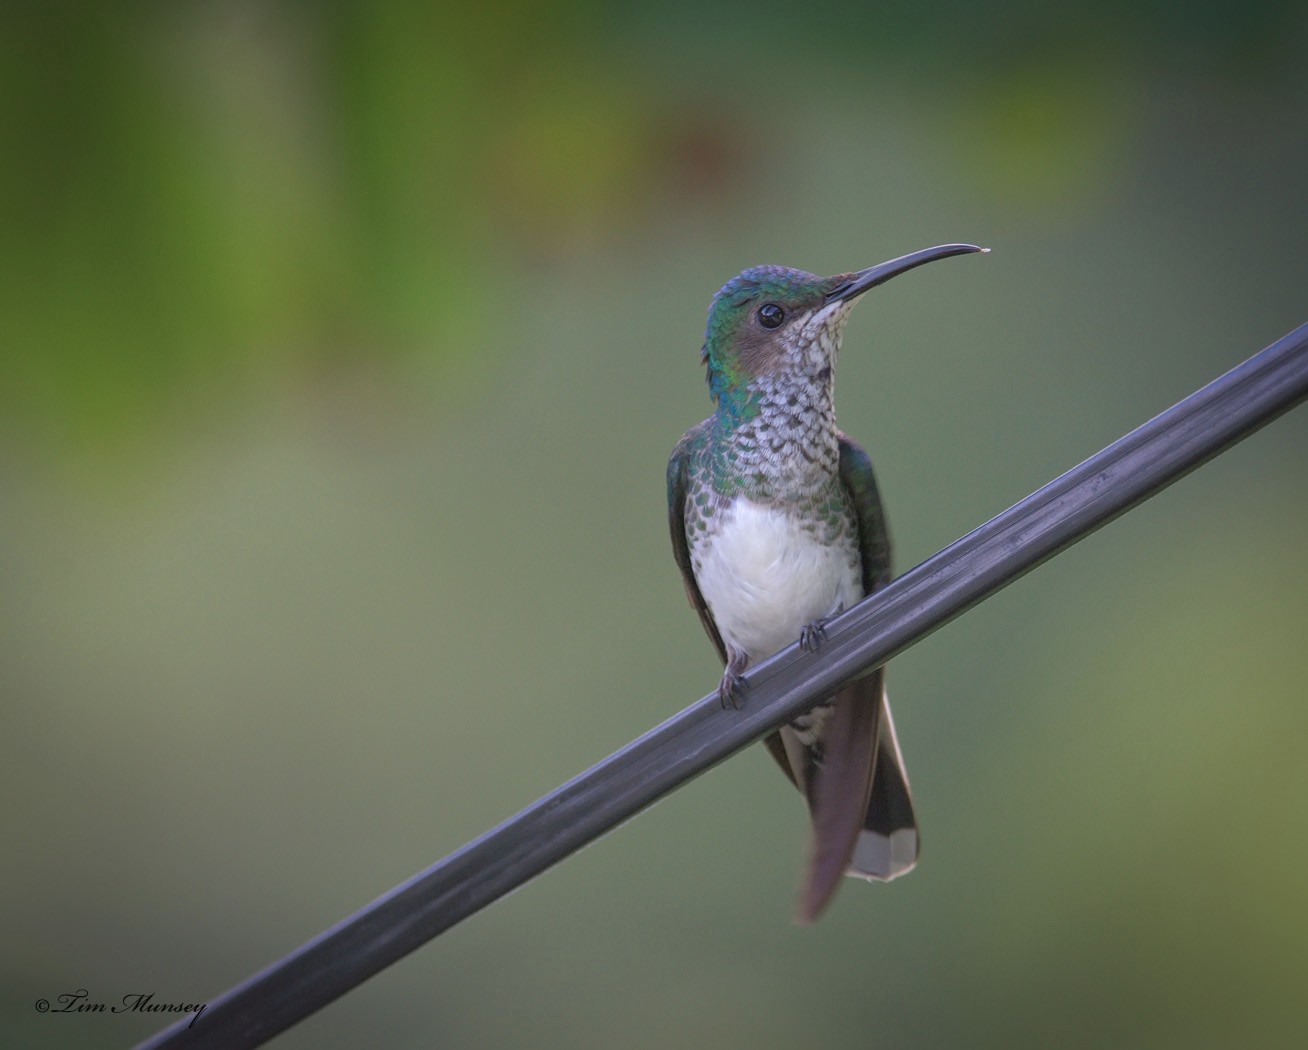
[[718, 646, 749, 710], [800, 599, 846, 654]]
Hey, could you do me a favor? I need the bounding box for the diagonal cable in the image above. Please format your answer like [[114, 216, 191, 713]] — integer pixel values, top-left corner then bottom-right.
[[139, 321, 1308, 1050]]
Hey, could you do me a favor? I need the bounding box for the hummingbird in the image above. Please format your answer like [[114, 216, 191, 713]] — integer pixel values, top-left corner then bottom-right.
[[667, 243, 986, 922]]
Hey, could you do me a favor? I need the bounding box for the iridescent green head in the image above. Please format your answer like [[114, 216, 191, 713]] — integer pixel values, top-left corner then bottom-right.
[[700, 244, 988, 419]]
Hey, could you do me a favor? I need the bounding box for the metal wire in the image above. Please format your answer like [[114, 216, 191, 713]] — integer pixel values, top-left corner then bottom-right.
[[138, 321, 1308, 1050]]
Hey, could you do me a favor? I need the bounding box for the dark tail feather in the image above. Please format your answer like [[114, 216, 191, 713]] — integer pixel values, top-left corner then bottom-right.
[[848, 693, 919, 881], [794, 672, 882, 924]]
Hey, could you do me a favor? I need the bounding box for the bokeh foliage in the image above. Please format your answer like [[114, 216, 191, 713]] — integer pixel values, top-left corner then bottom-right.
[[5, 1, 1300, 452]]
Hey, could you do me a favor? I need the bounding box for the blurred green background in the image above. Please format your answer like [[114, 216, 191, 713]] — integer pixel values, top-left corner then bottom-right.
[[3, 2, 1307, 1047]]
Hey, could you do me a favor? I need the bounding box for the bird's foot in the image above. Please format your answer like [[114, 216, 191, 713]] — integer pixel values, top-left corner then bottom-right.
[[799, 618, 830, 653], [717, 669, 746, 710], [718, 648, 749, 710]]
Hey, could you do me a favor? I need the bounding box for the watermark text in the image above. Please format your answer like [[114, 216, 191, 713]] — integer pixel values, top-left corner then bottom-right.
[[35, 989, 207, 1029]]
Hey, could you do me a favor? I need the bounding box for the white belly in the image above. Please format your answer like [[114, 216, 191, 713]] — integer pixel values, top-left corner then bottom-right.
[[693, 497, 862, 661]]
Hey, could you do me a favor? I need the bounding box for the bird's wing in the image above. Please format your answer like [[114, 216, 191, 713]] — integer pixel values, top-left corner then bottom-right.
[[837, 433, 918, 886], [667, 424, 726, 664], [836, 432, 891, 593], [795, 435, 913, 922]]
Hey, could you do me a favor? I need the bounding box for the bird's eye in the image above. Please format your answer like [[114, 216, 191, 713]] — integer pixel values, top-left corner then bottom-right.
[[757, 303, 784, 328]]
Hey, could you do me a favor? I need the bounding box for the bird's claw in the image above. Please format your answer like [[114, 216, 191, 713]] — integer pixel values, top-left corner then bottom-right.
[[799, 619, 829, 653], [718, 669, 747, 710]]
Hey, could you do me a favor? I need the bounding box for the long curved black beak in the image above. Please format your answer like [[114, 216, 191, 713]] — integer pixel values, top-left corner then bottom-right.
[[826, 243, 988, 303]]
